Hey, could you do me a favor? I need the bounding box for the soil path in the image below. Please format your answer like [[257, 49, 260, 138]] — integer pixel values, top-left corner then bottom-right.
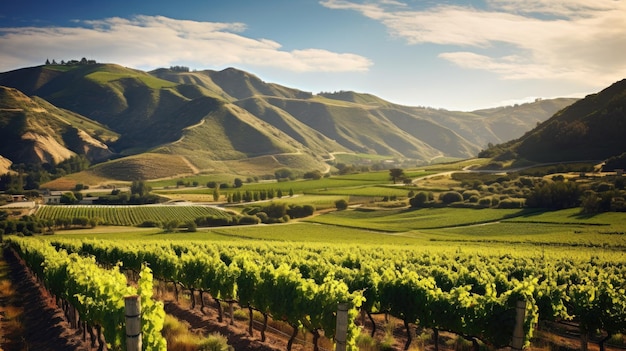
[[1, 248, 91, 351]]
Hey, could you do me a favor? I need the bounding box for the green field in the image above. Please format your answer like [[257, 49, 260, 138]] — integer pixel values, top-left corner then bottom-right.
[[36, 204, 229, 226], [48, 206, 626, 252]]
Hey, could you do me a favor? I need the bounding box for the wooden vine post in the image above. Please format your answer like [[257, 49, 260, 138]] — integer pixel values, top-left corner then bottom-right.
[[335, 302, 348, 351], [510, 299, 527, 350], [125, 295, 142, 351]]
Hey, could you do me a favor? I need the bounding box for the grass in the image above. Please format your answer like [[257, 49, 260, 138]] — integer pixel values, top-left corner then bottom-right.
[[304, 207, 525, 232], [163, 314, 233, 351], [86, 71, 178, 90]]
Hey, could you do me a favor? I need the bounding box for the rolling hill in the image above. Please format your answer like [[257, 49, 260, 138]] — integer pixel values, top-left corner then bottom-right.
[[0, 62, 578, 181], [481, 78, 626, 164], [0, 86, 115, 165]]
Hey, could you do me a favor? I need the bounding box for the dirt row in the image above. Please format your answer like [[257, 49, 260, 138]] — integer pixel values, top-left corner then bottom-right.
[[1, 248, 91, 351]]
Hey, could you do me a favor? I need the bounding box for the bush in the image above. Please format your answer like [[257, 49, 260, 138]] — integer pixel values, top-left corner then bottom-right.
[[462, 190, 480, 200], [409, 191, 430, 208], [478, 197, 492, 208], [162, 220, 180, 232], [197, 333, 234, 351], [138, 220, 160, 227], [498, 198, 525, 208], [238, 215, 260, 225], [335, 199, 349, 210], [286, 204, 315, 218], [186, 220, 197, 232], [440, 191, 463, 204], [255, 212, 269, 223]]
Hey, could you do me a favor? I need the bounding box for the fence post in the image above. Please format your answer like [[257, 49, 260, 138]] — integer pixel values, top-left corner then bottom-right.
[[511, 299, 526, 350], [125, 295, 142, 351], [335, 302, 348, 351]]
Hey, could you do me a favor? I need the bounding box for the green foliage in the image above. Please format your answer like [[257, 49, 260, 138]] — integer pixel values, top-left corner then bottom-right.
[[36, 204, 229, 227], [440, 191, 463, 204], [526, 181, 582, 209], [389, 168, 405, 184], [130, 180, 152, 197], [335, 199, 349, 210]]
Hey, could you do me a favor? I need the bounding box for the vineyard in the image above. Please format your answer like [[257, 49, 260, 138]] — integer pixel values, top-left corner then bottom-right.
[[8, 236, 626, 351], [7, 237, 167, 351], [35, 204, 230, 226]]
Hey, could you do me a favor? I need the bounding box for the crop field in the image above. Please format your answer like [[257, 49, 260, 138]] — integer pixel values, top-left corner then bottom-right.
[[35, 204, 228, 226], [304, 207, 525, 232]]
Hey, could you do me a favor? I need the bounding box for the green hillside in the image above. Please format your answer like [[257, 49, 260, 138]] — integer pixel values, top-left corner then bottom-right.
[[0, 62, 580, 183], [482, 79, 626, 163]]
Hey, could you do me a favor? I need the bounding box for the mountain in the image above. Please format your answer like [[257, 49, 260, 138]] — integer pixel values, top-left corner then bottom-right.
[[482, 79, 626, 163], [0, 62, 577, 181]]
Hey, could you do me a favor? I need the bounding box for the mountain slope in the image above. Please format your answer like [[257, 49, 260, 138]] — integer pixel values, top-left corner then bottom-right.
[[484, 79, 626, 162], [0, 62, 580, 181], [0, 86, 115, 165]]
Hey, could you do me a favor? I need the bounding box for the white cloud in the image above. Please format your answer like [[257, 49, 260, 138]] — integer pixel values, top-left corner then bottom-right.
[[321, 0, 626, 85], [0, 15, 372, 73]]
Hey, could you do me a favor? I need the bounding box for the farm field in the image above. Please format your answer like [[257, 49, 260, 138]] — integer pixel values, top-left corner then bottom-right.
[[23, 210, 626, 351], [12, 160, 626, 351]]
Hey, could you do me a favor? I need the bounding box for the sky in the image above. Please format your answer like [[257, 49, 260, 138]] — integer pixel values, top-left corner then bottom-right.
[[1, 0, 625, 111]]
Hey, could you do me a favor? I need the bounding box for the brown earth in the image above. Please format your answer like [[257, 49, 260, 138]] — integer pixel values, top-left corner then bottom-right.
[[1, 248, 91, 351]]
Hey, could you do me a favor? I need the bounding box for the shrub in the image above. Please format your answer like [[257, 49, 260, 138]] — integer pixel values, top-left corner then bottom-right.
[[287, 204, 315, 218], [498, 198, 525, 208], [255, 212, 269, 223], [186, 220, 197, 232], [440, 191, 463, 204], [138, 221, 161, 228], [462, 190, 480, 200], [409, 191, 430, 208], [478, 197, 492, 208], [335, 199, 349, 210], [238, 215, 260, 225]]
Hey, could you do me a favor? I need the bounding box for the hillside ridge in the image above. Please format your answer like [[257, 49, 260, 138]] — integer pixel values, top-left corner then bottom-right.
[[0, 62, 582, 180]]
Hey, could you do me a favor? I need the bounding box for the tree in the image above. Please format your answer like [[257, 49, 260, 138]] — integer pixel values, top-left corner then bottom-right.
[[131, 180, 151, 197], [303, 170, 323, 180], [275, 168, 295, 181], [440, 191, 463, 204], [60, 192, 78, 204], [335, 199, 348, 210], [213, 185, 221, 202], [162, 220, 179, 233], [234, 178, 243, 188], [389, 168, 405, 184], [186, 220, 197, 232], [409, 192, 429, 208]]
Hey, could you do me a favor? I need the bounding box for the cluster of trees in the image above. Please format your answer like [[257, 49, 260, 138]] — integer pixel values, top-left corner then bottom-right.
[[169, 65, 190, 72], [242, 203, 315, 224], [139, 202, 316, 233], [94, 181, 163, 205], [407, 169, 625, 214], [0, 155, 91, 192], [225, 188, 294, 204], [0, 210, 101, 237], [45, 57, 97, 65]]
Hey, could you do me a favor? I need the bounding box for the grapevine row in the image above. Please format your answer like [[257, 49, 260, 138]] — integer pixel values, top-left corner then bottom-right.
[[36, 204, 228, 226], [55, 240, 626, 350], [7, 237, 167, 351]]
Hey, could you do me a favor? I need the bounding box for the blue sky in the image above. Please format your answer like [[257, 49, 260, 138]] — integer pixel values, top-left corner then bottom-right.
[[1, 0, 625, 111]]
